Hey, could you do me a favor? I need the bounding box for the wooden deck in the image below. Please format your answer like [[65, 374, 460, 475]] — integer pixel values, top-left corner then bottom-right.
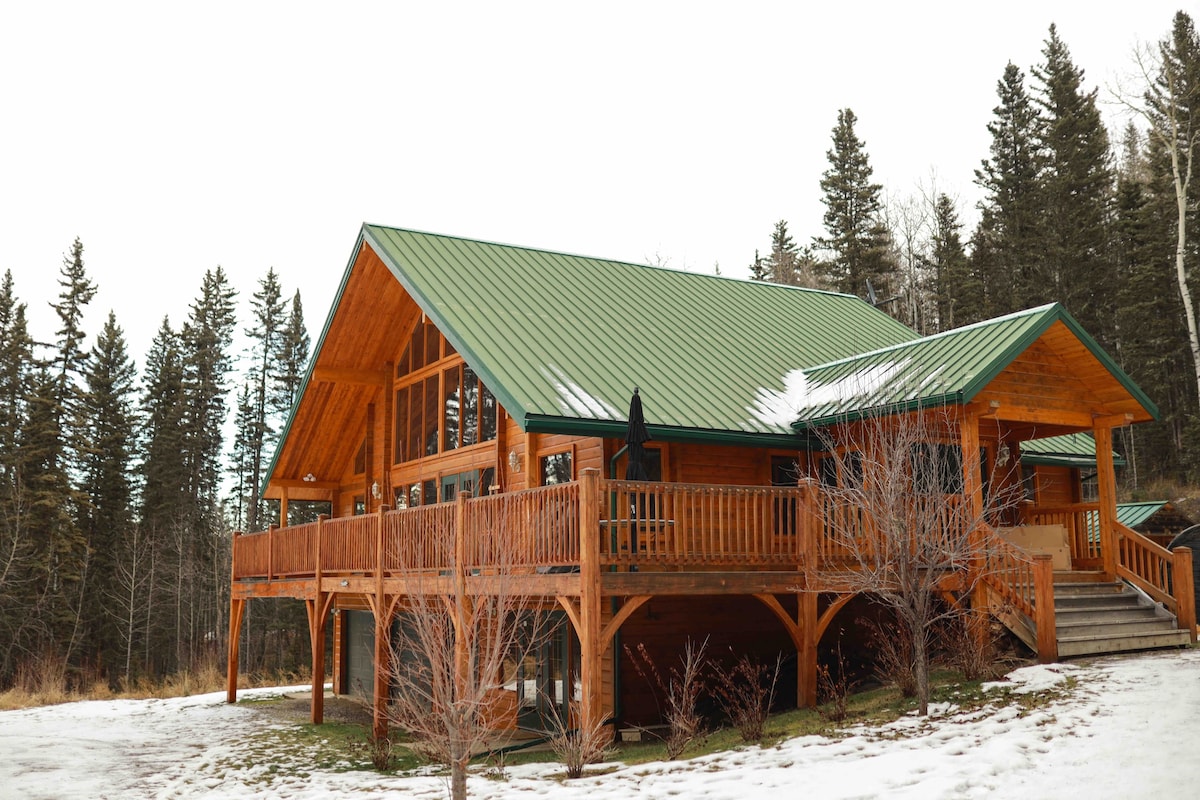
[[228, 469, 1196, 737]]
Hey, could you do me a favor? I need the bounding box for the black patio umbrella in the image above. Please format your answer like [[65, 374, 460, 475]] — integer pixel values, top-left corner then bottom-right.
[[624, 387, 652, 481]]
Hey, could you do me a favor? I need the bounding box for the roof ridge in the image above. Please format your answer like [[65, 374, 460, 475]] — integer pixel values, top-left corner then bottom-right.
[[800, 303, 1060, 374], [363, 222, 860, 299]]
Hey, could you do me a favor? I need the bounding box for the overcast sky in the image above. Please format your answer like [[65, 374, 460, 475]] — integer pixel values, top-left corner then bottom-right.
[[0, 1, 1187, 367]]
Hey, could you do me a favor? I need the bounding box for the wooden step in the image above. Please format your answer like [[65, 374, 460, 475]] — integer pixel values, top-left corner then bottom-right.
[[1056, 628, 1193, 658]]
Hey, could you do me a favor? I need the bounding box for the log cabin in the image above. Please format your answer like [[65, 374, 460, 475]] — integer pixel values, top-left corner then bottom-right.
[[226, 224, 1196, 739]]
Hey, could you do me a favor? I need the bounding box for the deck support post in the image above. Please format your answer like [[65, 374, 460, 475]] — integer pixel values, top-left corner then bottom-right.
[[578, 468, 603, 731], [453, 492, 472, 693], [1033, 553, 1058, 662], [960, 410, 986, 625], [1094, 425, 1119, 580], [306, 594, 328, 724], [798, 591, 818, 708], [226, 596, 246, 703]]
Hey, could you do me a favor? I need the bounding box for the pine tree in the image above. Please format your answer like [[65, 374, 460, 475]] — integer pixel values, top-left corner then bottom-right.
[[0, 271, 36, 679], [79, 312, 138, 674], [766, 220, 799, 285], [137, 318, 187, 676], [1031, 24, 1117, 345], [242, 269, 285, 532], [928, 194, 975, 330], [749, 249, 768, 281], [815, 108, 895, 297], [274, 290, 310, 419], [973, 62, 1044, 317]]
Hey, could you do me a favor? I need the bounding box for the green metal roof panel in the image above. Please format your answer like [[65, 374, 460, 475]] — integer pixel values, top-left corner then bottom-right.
[[1116, 501, 1168, 529], [1018, 432, 1127, 467], [788, 304, 1158, 429], [363, 224, 919, 438], [787, 306, 1056, 427]]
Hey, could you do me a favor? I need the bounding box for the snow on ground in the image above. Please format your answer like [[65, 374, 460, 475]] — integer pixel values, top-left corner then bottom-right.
[[2, 650, 1199, 799]]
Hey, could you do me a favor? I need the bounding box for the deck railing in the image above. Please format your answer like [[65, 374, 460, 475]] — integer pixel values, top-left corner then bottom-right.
[[600, 480, 811, 567], [232, 475, 816, 580], [1115, 521, 1196, 638]]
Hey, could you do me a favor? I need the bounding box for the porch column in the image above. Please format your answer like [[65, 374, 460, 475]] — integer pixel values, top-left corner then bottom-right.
[[577, 468, 603, 731], [332, 610, 346, 696], [279, 485, 289, 528], [960, 409, 984, 596], [798, 591, 818, 707], [372, 601, 391, 740], [1093, 425, 1118, 580]]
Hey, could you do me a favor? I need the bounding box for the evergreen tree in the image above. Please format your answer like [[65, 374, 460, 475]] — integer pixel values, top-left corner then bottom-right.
[[972, 62, 1044, 318], [1031, 24, 1117, 345], [0, 271, 36, 679], [137, 318, 186, 676], [928, 194, 974, 330], [274, 290, 310, 419], [242, 269, 285, 532], [749, 249, 768, 281], [815, 108, 895, 297], [79, 312, 138, 674], [766, 220, 799, 285]]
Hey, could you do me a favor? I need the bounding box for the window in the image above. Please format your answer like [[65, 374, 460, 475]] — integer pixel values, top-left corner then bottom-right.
[[819, 451, 861, 488], [353, 496, 366, 516], [392, 319, 499, 464], [772, 456, 799, 535], [541, 451, 573, 485], [909, 443, 963, 495]]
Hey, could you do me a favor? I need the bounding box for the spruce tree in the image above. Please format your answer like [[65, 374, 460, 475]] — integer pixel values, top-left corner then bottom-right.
[[274, 290, 310, 419], [928, 194, 974, 331], [1031, 25, 1117, 345], [815, 108, 895, 297], [0, 271, 36, 679], [242, 269, 285, 532], [973, 62, 1044, 318], [79, 312, 138, 674]]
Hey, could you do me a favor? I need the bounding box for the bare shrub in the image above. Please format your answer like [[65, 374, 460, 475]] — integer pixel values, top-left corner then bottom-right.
[[938, 612, 1002, 681], [544, 687, 615, 779], [709, 650, 781, 741], [625, 639, 709, 759], [863, 618, 917, 697], [817, 642, 856, 722], [349, 731, 396, 771]]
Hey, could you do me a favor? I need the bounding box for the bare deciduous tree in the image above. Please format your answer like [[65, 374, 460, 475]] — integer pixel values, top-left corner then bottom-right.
[[806, 408, 1019, 715], [386, 496, 558, 800], [1113, 16, 1200, 411]]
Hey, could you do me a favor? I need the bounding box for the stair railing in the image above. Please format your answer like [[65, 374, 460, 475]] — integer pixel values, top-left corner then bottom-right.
[[1115, 522, 1196, 641]]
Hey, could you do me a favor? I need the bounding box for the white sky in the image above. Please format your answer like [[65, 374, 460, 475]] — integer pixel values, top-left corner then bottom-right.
[[0, 1, 1186, 366]]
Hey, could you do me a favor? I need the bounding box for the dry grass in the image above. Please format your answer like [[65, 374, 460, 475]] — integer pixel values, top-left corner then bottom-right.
[[0, 652, 308, 711]]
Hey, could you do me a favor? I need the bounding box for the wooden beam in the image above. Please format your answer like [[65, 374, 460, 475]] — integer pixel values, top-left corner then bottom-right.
[[269, 478, 341, 490], [1033, 554, 1058, 662], [311, 366, 390, 387], [600, 595, 652, 649]]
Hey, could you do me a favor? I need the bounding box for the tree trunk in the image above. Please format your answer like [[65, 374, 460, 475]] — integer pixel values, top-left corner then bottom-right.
[[913, 626, 930, 717]]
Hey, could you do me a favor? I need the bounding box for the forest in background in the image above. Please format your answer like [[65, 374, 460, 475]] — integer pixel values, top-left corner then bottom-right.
[[0, 11, 1198, 690]]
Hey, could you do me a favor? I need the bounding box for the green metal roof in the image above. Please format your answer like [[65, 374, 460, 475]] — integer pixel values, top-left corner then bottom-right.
[[788, 304, 1159, 430], [1116, 501, 1168, 529], [1019, 432, 1126, 467], [362, 224, 919, 443]]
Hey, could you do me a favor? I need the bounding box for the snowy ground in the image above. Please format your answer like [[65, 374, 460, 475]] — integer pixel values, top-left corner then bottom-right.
[[2, 649, 1199, 799]]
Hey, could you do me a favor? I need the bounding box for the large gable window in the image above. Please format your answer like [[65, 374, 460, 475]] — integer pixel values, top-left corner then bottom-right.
[[393, 322, 498, 464]]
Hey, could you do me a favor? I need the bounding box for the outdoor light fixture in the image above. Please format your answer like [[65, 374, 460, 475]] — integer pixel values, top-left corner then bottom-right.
[[340, 579, 349, 587], [996, 442, 1011, 468], [507, 449, 522, 473], [371, 481, 381, 500], [303, 473, 316, 482]]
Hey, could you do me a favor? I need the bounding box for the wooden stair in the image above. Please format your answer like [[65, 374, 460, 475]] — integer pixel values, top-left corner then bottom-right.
[[1052, 580, 1192, 658]]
